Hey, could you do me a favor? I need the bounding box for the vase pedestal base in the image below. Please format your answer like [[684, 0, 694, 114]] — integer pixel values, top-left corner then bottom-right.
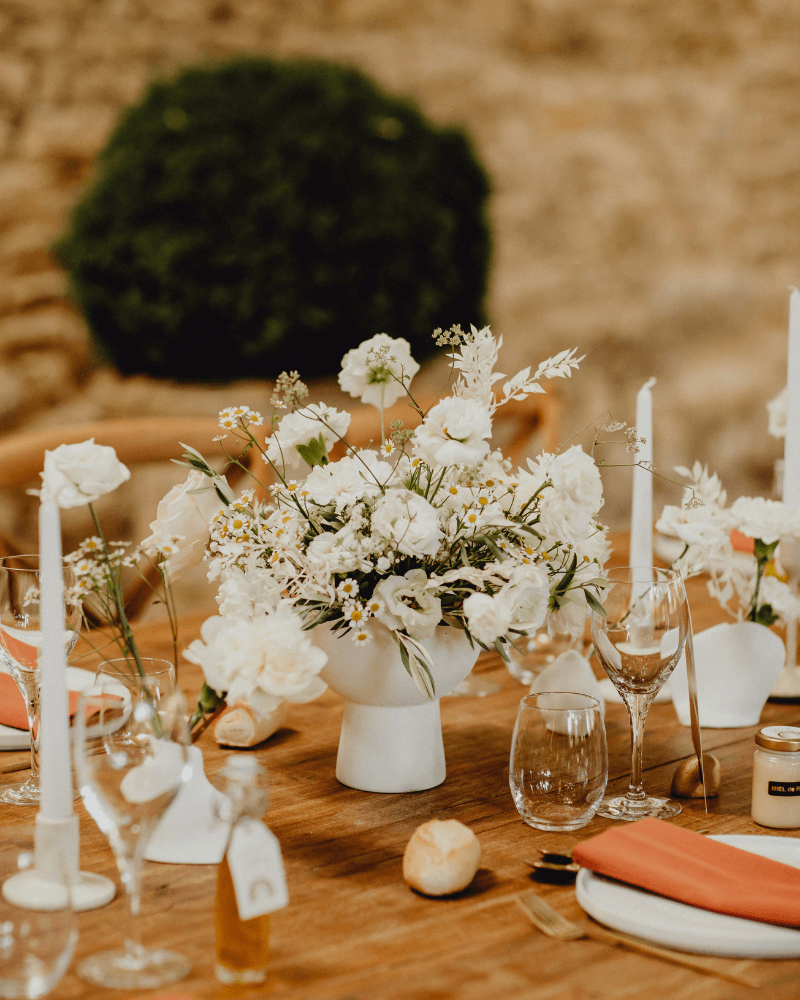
[[770, 665, 800, 700], [336, 700, 445, 793]]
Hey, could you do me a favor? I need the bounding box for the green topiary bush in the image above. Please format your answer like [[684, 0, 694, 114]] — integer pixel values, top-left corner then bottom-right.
[[55, 56, 491, 382]]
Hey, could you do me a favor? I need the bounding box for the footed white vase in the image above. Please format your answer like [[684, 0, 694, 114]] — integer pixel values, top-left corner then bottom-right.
[[315, 621, 479, 792], [671, 621, 785, 728]]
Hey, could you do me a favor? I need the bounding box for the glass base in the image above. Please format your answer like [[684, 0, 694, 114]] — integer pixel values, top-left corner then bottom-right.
[[597, 794, 681, 822], [0, 777, 41, 805], [446, 670, 502, 698], [77, 948, 190, 990], [216, 961, 267, 984]]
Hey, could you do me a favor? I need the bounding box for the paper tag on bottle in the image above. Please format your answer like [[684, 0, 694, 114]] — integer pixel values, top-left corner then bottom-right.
[[227, 818, 289, 920]]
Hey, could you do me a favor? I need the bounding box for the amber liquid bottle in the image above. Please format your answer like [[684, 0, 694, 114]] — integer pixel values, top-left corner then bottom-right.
[[215, 755, 272, 984]]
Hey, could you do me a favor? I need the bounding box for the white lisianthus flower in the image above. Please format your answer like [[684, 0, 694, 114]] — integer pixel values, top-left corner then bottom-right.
[[338, 333, 420, 408], [183, 604, 328, 716], [463, 591, 513, 646], [302, 455, 386, 510], [373, 569, 442, 638], [142, 470, 231, 576], [413, 397, 492, 466], [371, 490, 443, 558], [265, 403, 350, 472], [40, 439, 130, 508]]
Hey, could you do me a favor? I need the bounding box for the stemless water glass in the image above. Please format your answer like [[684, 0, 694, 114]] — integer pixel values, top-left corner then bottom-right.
[[73, 683, 191, 990], [509, 692, 607, 831], [0, 837, 78, 999], [93, 658, 177, 746], [0, 556, 81, 805], [591, 566, 689, 821]]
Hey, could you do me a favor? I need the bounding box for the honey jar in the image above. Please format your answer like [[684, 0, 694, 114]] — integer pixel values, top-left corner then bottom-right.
[[751, 726, 800, 828]]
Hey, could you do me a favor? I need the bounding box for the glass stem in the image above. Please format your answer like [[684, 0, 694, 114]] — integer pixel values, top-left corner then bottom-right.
[[116, 836, 147, 963], [22, 678, 40, 778], [625, 692, 651, 803]]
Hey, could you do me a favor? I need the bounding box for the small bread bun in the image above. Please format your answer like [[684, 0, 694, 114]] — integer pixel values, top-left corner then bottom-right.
[[214, 699, 288, 748], [671, 754, 722, 798], [403, 819, 480, 896]]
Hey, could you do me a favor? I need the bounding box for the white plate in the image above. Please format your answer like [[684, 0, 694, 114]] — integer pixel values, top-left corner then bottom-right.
[[576, 834, 800, 958], [0, 666, 103, 751]]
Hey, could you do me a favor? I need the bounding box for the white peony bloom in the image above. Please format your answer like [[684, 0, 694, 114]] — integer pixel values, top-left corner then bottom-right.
[[183, 604, 328, 716], [655, 505, 730, 549], [40, 439, 130, 508], [265, 403, 350, 472], [338, 333, 420, 408], [370, 490, 443, 558], [302, 455, 387, 510], [216, 562, 284, 619], [413, 397, 493, 467], [463, 591, 512, 646], [373, 569, 442, 638], [729, 496, 800, 546], [520, 446, 603, 547], [142, 470, 231, 576]]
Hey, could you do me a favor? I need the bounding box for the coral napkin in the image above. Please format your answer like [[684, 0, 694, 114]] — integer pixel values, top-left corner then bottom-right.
[[572, 818, 800, 927], [0, 672, 85, 732]]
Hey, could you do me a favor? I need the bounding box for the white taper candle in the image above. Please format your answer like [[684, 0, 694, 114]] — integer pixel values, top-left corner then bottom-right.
[[38, 499, 73, 822], [629, 377, 656, 570], [783, 289, 800, 508]]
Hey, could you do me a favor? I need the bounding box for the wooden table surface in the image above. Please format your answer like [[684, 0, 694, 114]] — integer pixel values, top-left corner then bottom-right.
[[4, 568, 800, 999]]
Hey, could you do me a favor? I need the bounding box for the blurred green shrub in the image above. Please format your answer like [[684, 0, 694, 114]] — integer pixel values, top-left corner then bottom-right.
[[55, 56, 491, 382]]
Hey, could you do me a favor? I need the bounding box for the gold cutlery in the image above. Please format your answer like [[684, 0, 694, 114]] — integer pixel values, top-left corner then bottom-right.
[[515, 890, 760, 987]]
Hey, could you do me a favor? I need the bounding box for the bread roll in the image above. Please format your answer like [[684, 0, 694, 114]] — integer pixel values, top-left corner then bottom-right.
[[214, 699, 288, 747], [671, 753, 722, 798], [403, 819, 480, 896]]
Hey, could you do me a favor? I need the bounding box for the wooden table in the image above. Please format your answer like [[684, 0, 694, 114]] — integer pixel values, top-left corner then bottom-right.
[[4, 576, 800, 1000]]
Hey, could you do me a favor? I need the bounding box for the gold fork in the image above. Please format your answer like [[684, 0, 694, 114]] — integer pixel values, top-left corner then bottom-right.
[[515, 890, 760, 987]]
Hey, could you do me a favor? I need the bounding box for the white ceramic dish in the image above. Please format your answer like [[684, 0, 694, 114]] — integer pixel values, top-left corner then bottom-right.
[[576, 834, 800, 958], [0, 666, 114, 750]]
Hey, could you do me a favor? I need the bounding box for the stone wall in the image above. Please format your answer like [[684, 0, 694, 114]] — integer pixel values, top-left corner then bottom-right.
[[1, 0, 798, 544]]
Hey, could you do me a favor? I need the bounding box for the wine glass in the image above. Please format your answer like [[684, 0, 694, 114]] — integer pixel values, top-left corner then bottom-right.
[[73, 682, 192, 989], [0, 555, 81, 806], [590, 566, 689, 821]]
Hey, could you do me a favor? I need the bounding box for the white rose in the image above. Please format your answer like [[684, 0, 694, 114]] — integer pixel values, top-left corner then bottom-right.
[[141, 470, 231, 576], [265, 403, 350, 472], [463, 591, 512, 646], [183, 605, 328, 714], [412, 397, 492, 467], [40, 439, 130, 508], [373, 569, 442, 638], [371, 490, 443, 558], [338, 333, 420, 408]]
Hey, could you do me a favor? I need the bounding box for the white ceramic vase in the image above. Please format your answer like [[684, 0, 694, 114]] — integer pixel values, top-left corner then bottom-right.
[[314, 621, 480, 793], [671, 620, 785, 728]]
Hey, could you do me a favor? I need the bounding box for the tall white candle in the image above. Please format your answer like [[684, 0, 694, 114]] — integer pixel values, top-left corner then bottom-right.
[[629, 377, 656, 569], [38, 499, 73, 822], [783, 289, 800, 508]]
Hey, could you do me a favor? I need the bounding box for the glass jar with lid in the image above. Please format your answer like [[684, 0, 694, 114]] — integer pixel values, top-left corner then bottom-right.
[[752, 726, 800, 828]]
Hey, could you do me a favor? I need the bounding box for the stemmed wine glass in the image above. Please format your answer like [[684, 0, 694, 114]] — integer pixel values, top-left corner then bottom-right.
[[590, 566, 690, 820], [73, 682, 192, 989], [0, 555, 81, 805]]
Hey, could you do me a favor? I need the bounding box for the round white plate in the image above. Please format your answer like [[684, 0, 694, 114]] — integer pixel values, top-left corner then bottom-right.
[[0, 666, 101, 751], [576, 834, 800, 958]]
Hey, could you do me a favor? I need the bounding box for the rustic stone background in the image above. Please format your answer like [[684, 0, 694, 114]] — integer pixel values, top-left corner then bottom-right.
[[1, 0, 798, 580]]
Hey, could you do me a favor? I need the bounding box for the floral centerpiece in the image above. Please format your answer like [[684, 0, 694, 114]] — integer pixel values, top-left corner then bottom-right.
[[181, 325, 608, 784], [657, 462, 800, 727]]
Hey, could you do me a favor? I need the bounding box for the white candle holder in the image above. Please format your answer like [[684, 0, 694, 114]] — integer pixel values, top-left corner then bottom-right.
[[2, 813, 115, 911]]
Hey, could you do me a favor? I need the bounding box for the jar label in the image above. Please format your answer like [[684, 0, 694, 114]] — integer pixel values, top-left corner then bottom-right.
[[768, 781, 800, 797], [228, 818, 289, 920]]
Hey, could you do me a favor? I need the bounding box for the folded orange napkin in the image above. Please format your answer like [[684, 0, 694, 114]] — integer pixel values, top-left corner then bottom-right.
[[0, 672, 120, 733], [572, 818, 800, 927]]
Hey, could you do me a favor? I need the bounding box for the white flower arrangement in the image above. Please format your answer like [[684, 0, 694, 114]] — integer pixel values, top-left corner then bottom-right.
[[183, 324, 607, 712], [656, 461, 800, 626]]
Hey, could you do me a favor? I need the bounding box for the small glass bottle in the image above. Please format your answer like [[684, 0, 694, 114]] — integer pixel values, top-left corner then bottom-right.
[[752, 726, 800, 828], [215, 755, 272, 984]]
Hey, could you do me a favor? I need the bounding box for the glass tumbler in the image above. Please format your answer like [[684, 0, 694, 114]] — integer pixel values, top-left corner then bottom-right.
[[509, 691, 607, 832]]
